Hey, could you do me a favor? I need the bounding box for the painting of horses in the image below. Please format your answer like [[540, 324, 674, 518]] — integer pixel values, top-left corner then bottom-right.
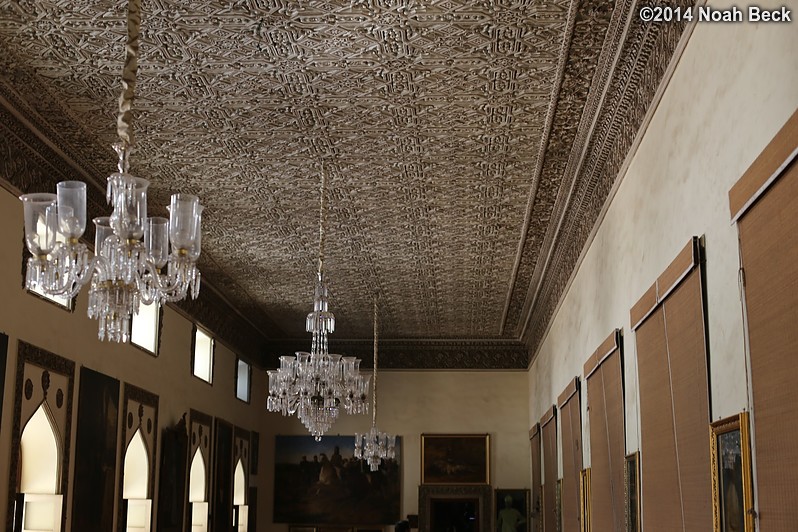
[[421, 434, 490, 484], [273, 435, 401, 525]]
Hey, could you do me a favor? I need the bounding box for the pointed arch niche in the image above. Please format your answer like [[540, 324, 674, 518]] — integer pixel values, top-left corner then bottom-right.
[[117, 383, 159, 532], [5, 341, 75, 532], [188, 410, 212, 532], [233, 427, 250, 532]]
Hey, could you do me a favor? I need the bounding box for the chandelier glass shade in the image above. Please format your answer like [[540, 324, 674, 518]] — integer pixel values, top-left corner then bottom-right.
[[18, 0, 202, 342], [354, 297, 396, 471], [266, 168, 370, 441]]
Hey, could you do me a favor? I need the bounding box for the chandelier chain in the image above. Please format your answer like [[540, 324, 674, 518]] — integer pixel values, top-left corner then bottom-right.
[[117, 0, 140, 146], [317, 162, 327, 276], [372, 294, 378, 428]]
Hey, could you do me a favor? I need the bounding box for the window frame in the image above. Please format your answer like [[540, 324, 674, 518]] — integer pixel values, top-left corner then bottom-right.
[[129, 300, 163, 357], [190, 324, 215, 385], [235, 357, 251, 404]]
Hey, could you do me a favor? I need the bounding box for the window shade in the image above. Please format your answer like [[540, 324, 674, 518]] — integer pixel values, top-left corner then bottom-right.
[[558, 379, 582, 532], [540, 406, 557, 532], [632, 238, 712, 531], [734, 111, 798, 529], [584, 330, 624, 532], [529, 424, 542, 530]]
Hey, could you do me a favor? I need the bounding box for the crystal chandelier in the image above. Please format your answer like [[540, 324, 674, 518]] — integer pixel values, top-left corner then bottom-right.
[[355, 296, 396, 471], [266, 167, 370, 441], [18, 0, 202, 342]]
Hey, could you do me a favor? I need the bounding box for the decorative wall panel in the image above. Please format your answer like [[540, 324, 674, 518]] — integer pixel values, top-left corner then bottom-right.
[[72, 367, 120, 532], [5, 341, 75, 532]]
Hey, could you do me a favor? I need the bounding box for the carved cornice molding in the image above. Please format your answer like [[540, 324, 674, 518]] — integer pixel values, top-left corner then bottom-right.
[[266, 338, 529, 370], [521, 3, 693, 360]]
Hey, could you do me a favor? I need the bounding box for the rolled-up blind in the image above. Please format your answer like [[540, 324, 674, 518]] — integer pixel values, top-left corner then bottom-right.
[[530, 424, 542, 532], [584, 330, 624, 531], [631, 237, 712, 531], [541, 406, 557, 532], [732, 110, 798, 529], [558, 379, 582, 532]]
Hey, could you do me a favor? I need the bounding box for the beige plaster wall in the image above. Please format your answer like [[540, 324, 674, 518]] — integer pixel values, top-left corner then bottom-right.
[[0, 184, 530, 531], [527, 1, 798, 479], [271, 369, 531, 526]]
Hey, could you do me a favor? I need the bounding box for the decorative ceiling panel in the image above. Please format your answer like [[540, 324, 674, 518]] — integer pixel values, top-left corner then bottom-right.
[[0, 0, 692, 368]]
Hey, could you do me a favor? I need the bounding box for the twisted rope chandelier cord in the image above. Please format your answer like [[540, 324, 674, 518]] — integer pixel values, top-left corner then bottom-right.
[[372, 294, 378, 428], [117, 0, 140, 146]]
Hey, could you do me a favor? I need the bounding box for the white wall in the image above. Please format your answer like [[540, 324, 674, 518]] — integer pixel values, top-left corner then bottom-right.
[[528, 0, 798, 476]]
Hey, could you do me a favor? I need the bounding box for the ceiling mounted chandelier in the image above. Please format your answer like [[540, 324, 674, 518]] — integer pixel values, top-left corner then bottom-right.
[[18, 0, 202, 342], [266, 166, 370, 441], [354, 296, 396, 471]]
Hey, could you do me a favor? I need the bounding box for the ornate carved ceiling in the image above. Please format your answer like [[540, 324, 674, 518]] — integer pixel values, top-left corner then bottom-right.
[[0, 0, 691, 368]]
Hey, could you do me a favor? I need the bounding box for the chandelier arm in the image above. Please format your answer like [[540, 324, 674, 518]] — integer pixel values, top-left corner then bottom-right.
[[41, 246, 96, 298], [116, 0, 141, 146]]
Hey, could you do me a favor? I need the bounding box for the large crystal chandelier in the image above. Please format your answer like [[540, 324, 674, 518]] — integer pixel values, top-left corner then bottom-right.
[[354, 296, 396, 471], [18, 0, 202, 342], [266, 167, 370, 441]]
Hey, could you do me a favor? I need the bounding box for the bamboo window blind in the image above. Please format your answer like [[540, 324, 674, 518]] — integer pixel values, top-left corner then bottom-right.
[[584, 330, 625, 531], [631, 237, 712, 531], [731, 109, 798, 529]]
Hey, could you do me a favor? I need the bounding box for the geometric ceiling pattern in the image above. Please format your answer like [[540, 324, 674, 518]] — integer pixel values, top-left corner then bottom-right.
[[0, 0, 692, 368]]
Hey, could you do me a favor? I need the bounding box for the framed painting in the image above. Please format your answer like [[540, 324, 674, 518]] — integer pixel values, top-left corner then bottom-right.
[[421, 434, 490, 484], [579, 469, 591, 532], [419, 485, 491, 532], [624, 453, 640, 532], [273, 435, 401, 524], [495, 489, 529, 532], [555, 480, 562, 532], [710, 412, 754, 532]]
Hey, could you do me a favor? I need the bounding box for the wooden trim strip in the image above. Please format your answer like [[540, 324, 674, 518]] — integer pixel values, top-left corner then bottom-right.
[[529, 423, 540, 439], [558, 377, 580, 408], [540, 405, 557, 427], [730, 108, 798, 221], [585, 329, 621, 379], [583, 351, 600, 380], [656, 237, 699, 303], [630, 283, 657, 330]]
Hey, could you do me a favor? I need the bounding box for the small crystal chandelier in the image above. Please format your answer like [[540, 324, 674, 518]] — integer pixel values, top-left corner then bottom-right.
[[355, 296, 396, 471], [18, 0, 202, 342], [266, 166, 370, 441]]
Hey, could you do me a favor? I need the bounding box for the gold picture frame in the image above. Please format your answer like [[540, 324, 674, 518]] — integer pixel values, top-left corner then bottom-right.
[[555, 479, 562, 532], [710, 412, 754, 532], [579, 468, 591, 532], [421, 434, 490, 484], [624, 452, 640, 532]]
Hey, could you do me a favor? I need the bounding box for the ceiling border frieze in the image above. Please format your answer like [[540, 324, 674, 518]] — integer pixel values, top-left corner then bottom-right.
[[266, 338, 529, 370], [502, 0, 618, 334], [521, 4, 695, 362]]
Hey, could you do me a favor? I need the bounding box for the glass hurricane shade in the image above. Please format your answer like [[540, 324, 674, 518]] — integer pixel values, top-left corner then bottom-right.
[[56, 181, 87, 240], [109, 175, 149, 240], [23, 181, 202, 265], [20, 193, 58, 256], [168, 193, 202, 254]]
